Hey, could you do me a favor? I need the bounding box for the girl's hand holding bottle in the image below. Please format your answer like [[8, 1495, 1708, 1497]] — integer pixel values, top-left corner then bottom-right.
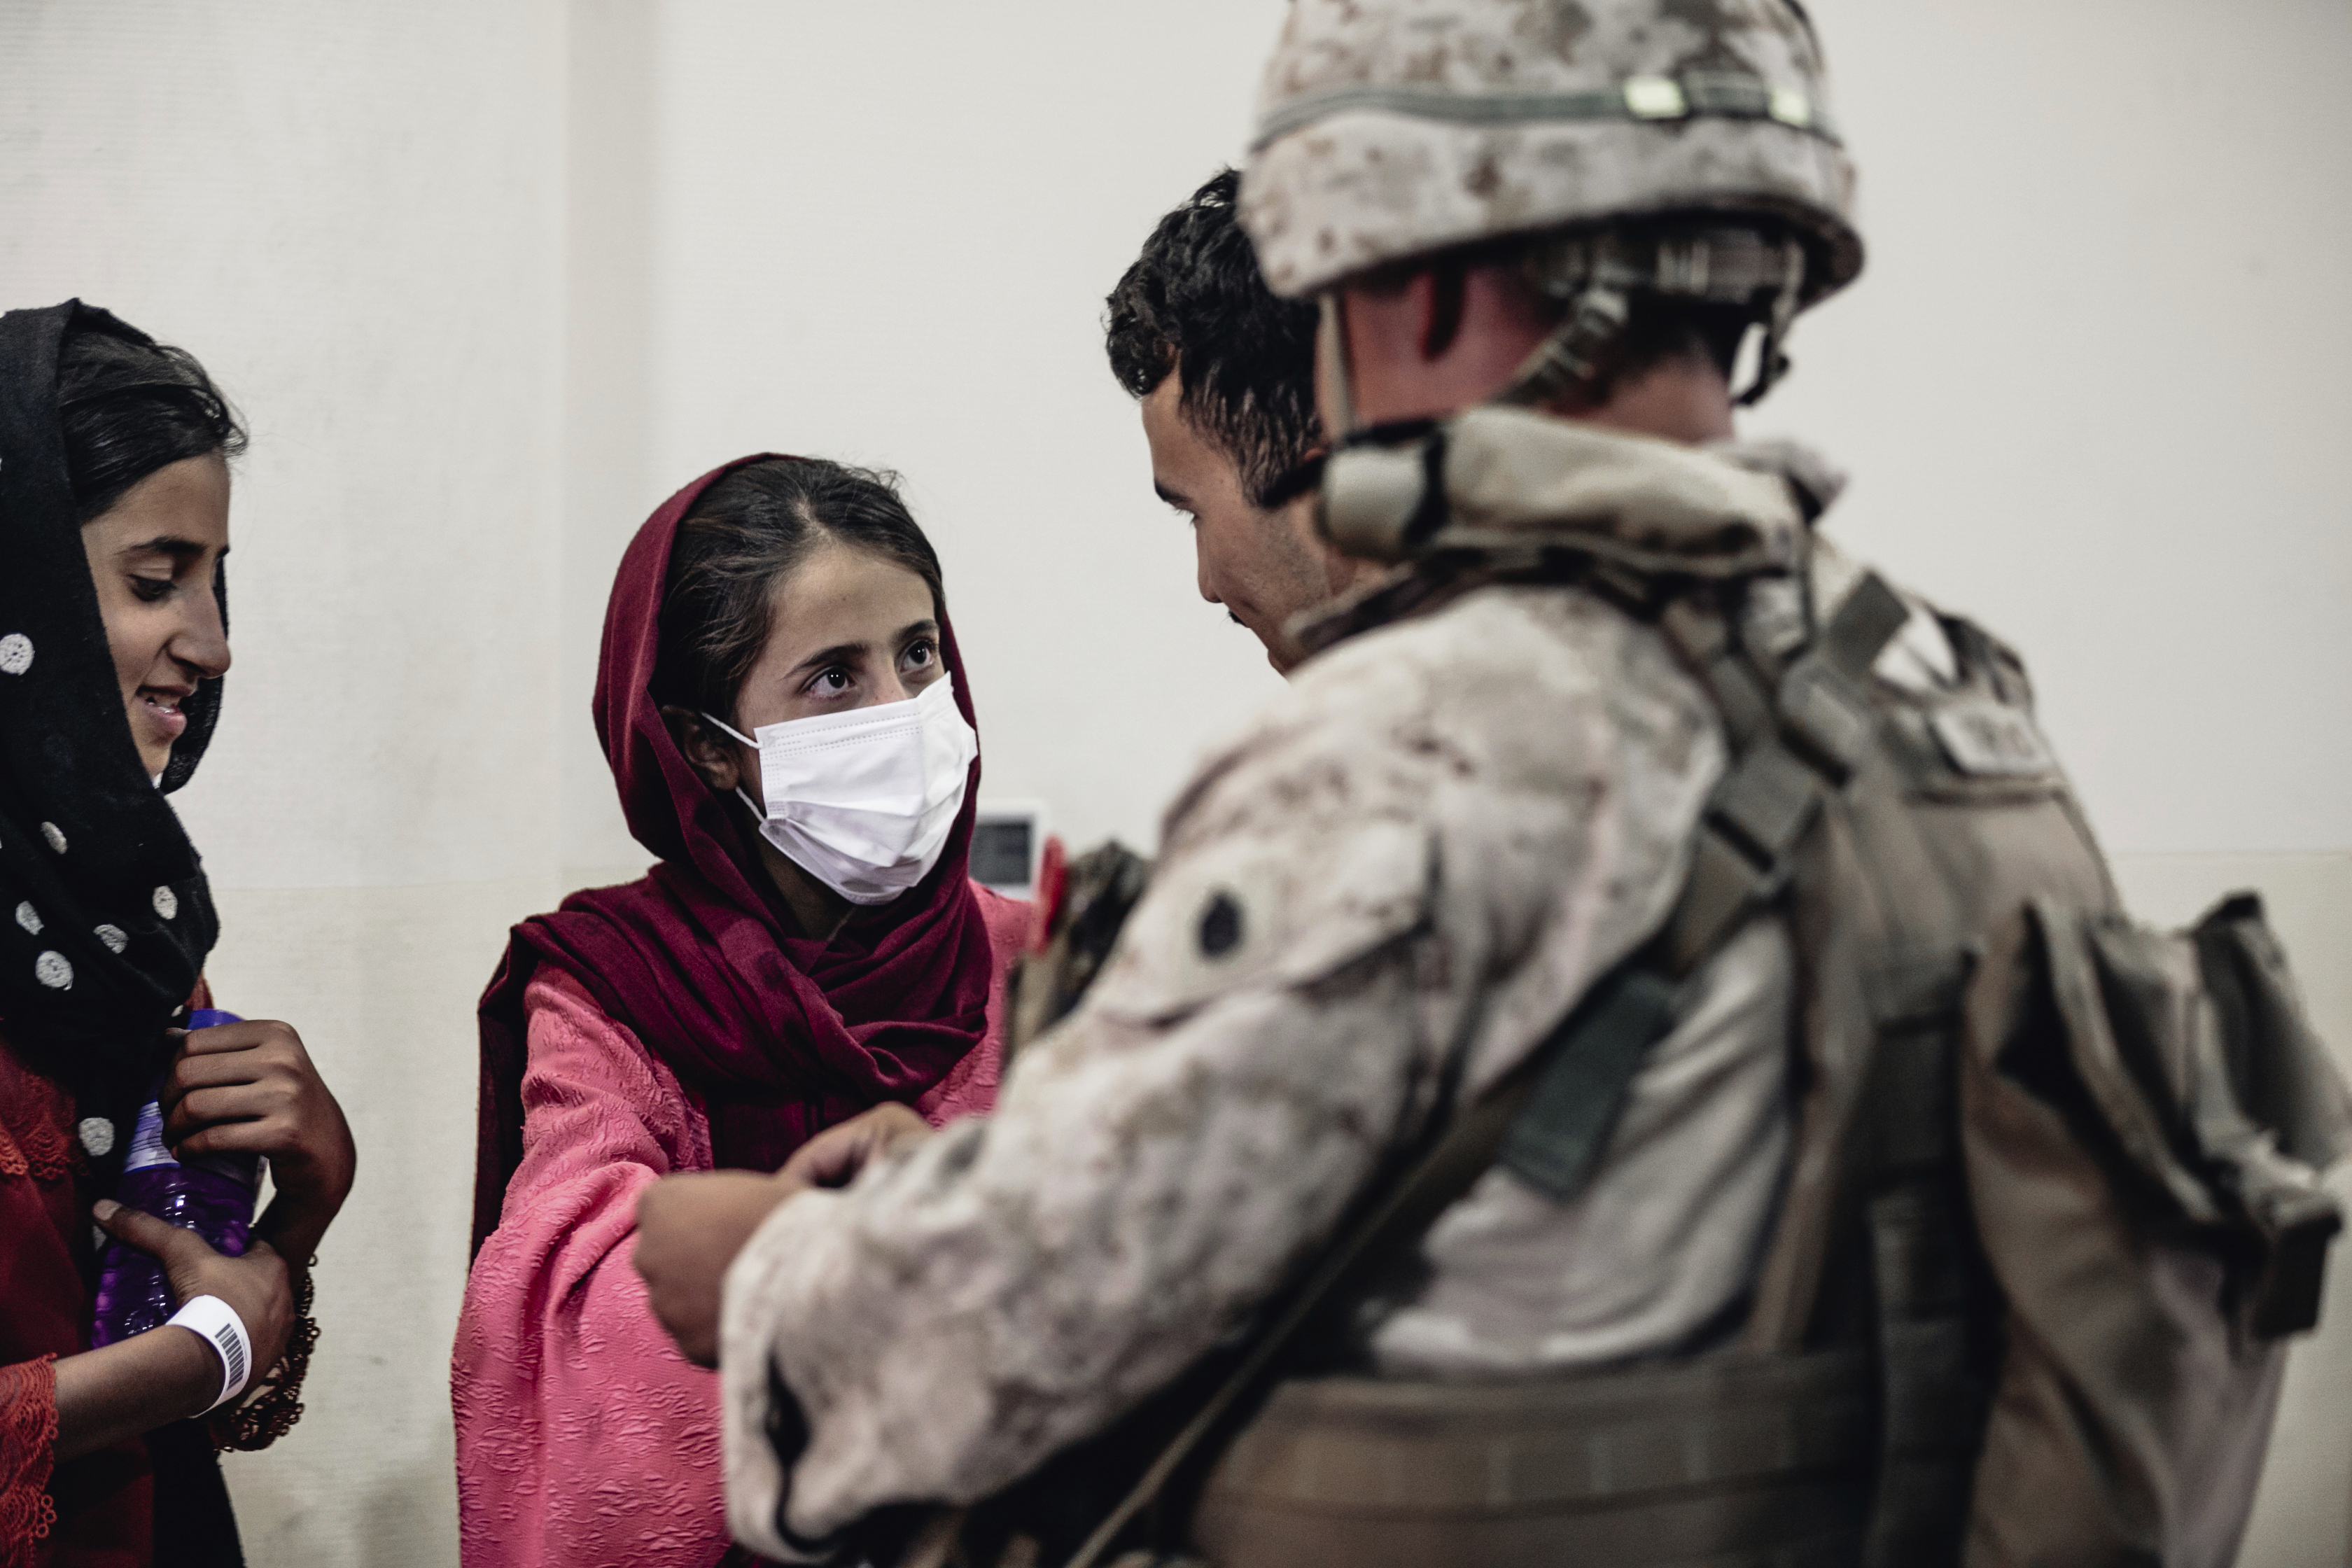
[[57, 1203, 294, 1460], [160, 1014, 356, 1266], [62, 1009, 348, 1458]]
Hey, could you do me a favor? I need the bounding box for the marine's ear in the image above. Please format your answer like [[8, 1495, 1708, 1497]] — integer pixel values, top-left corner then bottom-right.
[[660, 704, 744, 795]]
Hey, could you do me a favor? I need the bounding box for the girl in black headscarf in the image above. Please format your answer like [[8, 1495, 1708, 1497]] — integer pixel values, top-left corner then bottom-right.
[[0, 302, 356, 1568]]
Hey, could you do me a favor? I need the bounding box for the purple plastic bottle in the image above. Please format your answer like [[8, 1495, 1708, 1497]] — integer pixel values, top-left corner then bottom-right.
[[89, 1009, 264, 1348]]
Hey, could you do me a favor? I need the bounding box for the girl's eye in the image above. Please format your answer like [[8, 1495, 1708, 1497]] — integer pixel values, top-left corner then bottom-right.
[[904, 640, 936, 668], [812, 667, 852, 694], [130, 576, 173, 603]]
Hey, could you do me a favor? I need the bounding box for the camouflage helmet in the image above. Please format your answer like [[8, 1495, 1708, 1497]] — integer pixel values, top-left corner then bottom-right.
[[1240, 0, 1860, 304]]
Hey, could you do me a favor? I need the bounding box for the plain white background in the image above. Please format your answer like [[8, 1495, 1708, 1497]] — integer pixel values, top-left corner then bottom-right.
[[4, 2, 2348, 1562]]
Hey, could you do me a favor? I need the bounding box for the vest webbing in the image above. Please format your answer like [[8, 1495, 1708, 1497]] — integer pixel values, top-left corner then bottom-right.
[[1032, 570, 1957, 1568], [1184, 564, 2110, 1568], [930, 554, 2117, 1568]]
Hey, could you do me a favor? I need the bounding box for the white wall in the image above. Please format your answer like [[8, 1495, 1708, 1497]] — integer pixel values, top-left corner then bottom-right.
[[1, 4, 568, 1564], [6, 1, 2348, 1564], [1760, 8, 2352, 1558], [1760, 0, 2352, 862]]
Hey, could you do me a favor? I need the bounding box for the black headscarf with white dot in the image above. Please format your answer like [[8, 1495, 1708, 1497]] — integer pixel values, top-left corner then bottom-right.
[[0, 300, 223, 1174]]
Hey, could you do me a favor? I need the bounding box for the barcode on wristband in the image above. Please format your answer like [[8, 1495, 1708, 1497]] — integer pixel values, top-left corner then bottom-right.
[[207, 1320, 248, 1390]]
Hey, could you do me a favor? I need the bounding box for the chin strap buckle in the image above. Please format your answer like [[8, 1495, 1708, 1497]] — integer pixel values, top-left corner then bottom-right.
[[1735, 237, 1808, 407]]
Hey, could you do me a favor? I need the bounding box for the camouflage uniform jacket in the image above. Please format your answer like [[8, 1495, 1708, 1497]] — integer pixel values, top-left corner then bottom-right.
[[717, 414, 1965, 1558]]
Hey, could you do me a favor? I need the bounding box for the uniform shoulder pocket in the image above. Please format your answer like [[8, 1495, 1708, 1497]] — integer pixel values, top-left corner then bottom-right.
[[1086, 818, 1432, 1025]]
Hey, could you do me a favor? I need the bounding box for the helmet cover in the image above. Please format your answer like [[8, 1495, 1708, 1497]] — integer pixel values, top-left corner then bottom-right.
[[1241, 0, 1861, 301]]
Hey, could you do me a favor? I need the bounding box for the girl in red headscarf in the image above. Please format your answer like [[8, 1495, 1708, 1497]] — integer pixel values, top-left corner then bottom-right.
[[453, 458, 1026, 1568]]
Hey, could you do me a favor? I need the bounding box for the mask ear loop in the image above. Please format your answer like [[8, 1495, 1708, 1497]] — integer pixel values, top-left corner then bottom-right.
[[695, 713, 771, 827], [701, 712, 757, 748]]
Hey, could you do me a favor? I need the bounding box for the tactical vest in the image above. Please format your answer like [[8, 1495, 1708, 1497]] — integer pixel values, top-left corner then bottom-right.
[[984, 414, 2351, 1568]]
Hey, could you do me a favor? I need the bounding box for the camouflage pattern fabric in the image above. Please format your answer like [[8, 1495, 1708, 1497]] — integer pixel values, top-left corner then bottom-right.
[[715, 422, 1963, 1558], [1242, 0, 1860, 298]]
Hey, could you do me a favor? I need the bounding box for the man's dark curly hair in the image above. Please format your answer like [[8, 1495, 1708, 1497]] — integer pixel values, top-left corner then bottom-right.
[[1105, 169, 1320, 507]]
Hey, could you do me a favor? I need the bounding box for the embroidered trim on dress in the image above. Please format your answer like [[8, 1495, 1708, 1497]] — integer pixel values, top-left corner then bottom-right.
[[0, 1048, 75, 1184], [0, 1356, 59, 1568]]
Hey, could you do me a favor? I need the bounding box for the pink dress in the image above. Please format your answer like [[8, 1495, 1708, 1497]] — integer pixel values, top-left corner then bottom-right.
[[452, 885, 1028, 1568]]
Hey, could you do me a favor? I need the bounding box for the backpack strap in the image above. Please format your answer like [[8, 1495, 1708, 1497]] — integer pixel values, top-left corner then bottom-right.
[[1045, 573, 1913, 1568], [1058, 948, 1680, 1568], [1525, 570, 1998, 1568], [1854, 1012, 1982, 1566], [1660, 571, 1988, 1566], [1499, 575, 1905, 1197]]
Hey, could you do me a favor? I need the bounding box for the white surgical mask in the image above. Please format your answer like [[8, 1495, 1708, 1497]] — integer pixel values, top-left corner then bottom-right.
[[705, 674, 978, 906]]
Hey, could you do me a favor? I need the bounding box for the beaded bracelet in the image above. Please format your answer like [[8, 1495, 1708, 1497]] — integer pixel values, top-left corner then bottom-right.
[[209, 1261, 318, 1453]]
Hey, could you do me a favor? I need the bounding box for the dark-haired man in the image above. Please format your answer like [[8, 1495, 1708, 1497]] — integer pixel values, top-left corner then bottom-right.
[[1104, 168, 1377, 673]]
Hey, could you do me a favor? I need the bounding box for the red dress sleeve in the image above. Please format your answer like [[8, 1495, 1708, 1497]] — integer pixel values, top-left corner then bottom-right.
[[0, 1353, 57, 1568], [0, 1034, 154, 1568], [0, 1054, 70, 1568]]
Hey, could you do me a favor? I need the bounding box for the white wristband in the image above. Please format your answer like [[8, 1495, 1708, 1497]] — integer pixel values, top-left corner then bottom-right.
[[167, 1294, 253, 1414]]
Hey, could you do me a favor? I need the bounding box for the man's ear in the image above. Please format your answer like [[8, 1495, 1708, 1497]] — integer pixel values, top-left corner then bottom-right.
[[1419, 262, 1466, 363], [661, 704, 743, 795]]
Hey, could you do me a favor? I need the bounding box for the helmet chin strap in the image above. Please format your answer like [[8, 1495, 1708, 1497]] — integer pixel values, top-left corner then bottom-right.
[[1319, 255, 1635, 430], [1322, 225, 1807, 434], [1309, 225, 1813, 561], [1316, 292, 1359, 437], [1495, 281, 1634, 410], [1735, 237, 1807, 407], [1494, 226, 1812, 412]]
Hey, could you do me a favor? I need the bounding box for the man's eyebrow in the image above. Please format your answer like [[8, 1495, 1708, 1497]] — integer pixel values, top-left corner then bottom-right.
[[1153, 481, 1192, 509]]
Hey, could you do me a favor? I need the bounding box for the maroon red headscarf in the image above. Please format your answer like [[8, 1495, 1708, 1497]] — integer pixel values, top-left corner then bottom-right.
[[471, 456, 995, 1252]]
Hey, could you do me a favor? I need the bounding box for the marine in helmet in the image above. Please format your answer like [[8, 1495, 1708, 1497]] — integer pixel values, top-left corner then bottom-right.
[[640, 0, 1843, 1541], [634, 4, 2343, 1564], [1104, 167, 1380, 674]]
